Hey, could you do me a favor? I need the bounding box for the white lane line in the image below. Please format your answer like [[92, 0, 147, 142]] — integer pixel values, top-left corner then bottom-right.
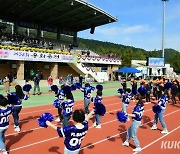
[[14, 99, 121, 124], [9, 106, 177, 152], [133, 125, 180, 154], [6, 103, 132, 137], [7, 102, 152, 137], [80, 109, 180, 151], [22, 94, 119, 109], [19, 97, 119, 115]]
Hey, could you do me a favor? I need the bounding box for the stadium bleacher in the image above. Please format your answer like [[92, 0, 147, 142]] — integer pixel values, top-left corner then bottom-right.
[[0, 0, 119, 82]]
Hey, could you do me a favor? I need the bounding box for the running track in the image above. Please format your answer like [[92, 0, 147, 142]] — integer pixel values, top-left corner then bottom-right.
[[4, 96, 180, 154]]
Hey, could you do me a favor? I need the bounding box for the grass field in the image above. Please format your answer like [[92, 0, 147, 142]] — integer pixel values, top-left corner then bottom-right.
[[0, 81, 135, 108]]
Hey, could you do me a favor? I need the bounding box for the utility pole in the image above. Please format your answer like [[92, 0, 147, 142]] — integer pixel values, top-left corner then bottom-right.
[[161, 0, 168, 58]]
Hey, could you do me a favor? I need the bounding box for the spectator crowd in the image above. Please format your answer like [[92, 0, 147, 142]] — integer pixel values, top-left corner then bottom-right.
[[0, 33, 54, 49]]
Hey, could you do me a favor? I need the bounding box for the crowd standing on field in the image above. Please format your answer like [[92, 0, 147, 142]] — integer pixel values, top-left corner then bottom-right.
[[0, 75, 180, 154], [118, 76, 180, 152]]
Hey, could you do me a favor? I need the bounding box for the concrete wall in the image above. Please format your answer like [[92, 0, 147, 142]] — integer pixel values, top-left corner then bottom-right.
[[36, 62, 51, 80], [0, 64, 10, 78], [0, 60, 120, 82], [58, 66, 79, 78], [0, 61, 17, 78], [34, 63, 79, 80], [17, 61, 24, 80]]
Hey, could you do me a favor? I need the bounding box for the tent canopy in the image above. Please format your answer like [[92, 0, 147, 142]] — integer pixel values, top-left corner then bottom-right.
[[114, 66, 141, 73]]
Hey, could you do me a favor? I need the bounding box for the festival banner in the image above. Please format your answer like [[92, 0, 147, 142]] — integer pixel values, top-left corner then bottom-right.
[[0, 49, 77, 63]]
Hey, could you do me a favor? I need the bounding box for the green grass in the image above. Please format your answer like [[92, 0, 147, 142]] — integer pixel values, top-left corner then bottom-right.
[[0, 81, 140, 108], [22, 86, 120, 108]]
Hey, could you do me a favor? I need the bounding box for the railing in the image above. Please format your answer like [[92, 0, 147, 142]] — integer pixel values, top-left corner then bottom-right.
[[77, 55, 121, 64], [81, 63, 97, 75], [0, 44, 82, 57]]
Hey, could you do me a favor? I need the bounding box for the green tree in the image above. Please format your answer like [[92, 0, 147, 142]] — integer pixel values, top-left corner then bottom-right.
[[133, 49, 146, 60], [169, 53, 180, 73], [121, 48, 133, 67]]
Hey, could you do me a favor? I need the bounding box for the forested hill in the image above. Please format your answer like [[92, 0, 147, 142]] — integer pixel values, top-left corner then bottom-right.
[[76, 37, 180, 73]]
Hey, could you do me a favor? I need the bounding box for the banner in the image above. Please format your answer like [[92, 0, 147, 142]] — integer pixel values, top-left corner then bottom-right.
[[0, 49, 77, 63]]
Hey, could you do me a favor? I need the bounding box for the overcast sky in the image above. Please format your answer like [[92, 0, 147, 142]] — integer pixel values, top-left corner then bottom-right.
[[78, 0, 180, 51]]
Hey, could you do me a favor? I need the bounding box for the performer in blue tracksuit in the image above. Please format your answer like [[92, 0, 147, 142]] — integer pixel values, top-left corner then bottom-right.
[[81, 83, 94, 115], [138, 82, 146, 99], [122, 88, 133, 114], [61, 92, 74, 127], [55, 85, 65, 122], [92, 90, 103, 128], [122, 95, 144, 152], [8, 85, 28, 132], [151, 89, 169, 134], [46, 109, 94, 154], [0, 95, 13, 154]]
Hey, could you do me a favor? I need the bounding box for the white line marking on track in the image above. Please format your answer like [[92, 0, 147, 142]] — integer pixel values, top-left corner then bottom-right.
[[22, 94, 119, 109], [14, 99, 121, 124], [20, 97, 119, 115], [133, 125, 180, 154], [80, 109, 180, 151], [5, 105, 128, 137], [6, 102, 152, 137], [9, 106, 179, 152], [9, 103, 178, 152]]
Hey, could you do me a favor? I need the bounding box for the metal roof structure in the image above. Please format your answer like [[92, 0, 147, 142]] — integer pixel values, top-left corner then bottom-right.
[[0, 0, 117, 34]]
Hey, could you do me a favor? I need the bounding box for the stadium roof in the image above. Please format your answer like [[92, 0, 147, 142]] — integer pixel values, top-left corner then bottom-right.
[[0, 0, 118, 33]]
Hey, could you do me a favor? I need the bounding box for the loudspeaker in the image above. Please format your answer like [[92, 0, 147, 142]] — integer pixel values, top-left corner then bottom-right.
[[90, 26, 95, 34]]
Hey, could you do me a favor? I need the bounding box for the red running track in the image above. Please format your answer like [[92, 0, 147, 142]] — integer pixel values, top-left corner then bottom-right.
[[3, 96, 180, 154]]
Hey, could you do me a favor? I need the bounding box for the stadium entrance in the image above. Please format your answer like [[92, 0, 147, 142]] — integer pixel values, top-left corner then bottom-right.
[[24, 61, 37, 81]]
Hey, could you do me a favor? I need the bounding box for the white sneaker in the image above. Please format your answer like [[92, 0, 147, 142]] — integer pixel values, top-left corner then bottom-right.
[[2, 151, 8, 154], [133, 147, 142, 152], [14, 126, 20, 132], [161, 129, 169, 134], [55, 117, 60, 122], [1, 150, 8, 154], [96, 125, 101, 129], [151, 125, 157, 130], [92, 122, 96, 127], [122, 141, 129, 147], [14, 124, 16, 128]]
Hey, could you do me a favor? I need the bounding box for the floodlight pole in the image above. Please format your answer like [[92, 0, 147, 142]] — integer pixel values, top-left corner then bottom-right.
[[162, 0, 168, 58]]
